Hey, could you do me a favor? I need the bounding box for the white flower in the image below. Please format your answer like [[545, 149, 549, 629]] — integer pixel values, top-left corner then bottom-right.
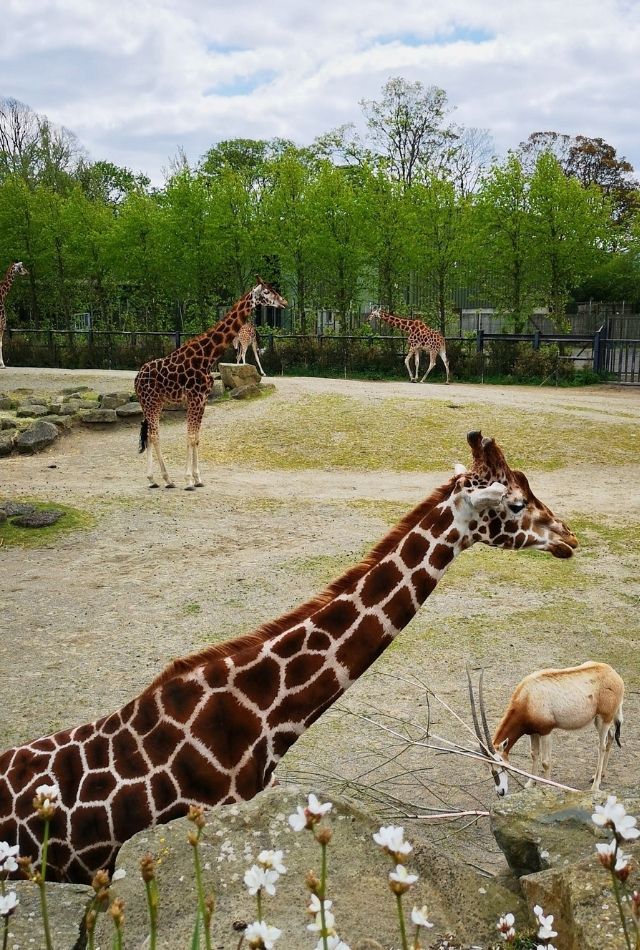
[[497, 909, 516, 941], [0, 890, 19, 918], [389, 864, 418, 886], [307, 909, 336, 934], [532, 904, 556, 941], [244, 865, 279, 896], [0, 841, 19, 874], [373, 825, 413, 858], [288, 806, 308, 832], [320, 938, 351, 950], [307, 793, 332, 818], [257, 849, 287, 875], [244, 920, 282, 949], [35, 783, 60, 800], [308, 894, 333, 915], [592, 796, 640, 840], [111, 868, 127, 882], [411, 905, 434, 928]]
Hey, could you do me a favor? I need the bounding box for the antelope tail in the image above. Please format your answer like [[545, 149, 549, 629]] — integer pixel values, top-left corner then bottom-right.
[[615, 717, 622, 748]]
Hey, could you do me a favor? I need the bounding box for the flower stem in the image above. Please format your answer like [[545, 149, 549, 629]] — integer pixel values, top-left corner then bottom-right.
[[144, 878, 159, 950], [319, 840, 329, 950], [39, 818, 54, 950], [192, 831, 212, 950], [395, 892, 409, 950], [256, 886, 263, 921], [611, 866, 633, 950], [2, 918, 8, 950]]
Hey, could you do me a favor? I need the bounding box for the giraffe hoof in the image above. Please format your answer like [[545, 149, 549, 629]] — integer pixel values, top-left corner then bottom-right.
[[148, 483, 160, 489], [165, 483, 176, 489], [184, 485, 196, 492], [194, 482, 205, 488]]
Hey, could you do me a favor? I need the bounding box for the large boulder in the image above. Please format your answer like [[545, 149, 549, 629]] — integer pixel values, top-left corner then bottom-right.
[[101, 391, 133, 409], [46, 413, 75, 430], [15, 419, 59, 453], [16, 403, 51, 418], [80, 408, 118, 424], [0, 416, 17, 430], [219, 362, 261, 390], [1, 881, 91, 949], [94, 786, 523, 949], [115, 401, 144, 418], [229, 382, 262, 400], [0, 430, 15, 456]]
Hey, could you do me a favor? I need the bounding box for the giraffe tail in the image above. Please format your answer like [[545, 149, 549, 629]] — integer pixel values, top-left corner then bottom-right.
[[232, 336, 240, 349], [139, 419, 149, 454]]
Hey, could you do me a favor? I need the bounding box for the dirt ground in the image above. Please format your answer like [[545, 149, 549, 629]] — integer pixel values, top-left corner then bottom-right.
[[1, 367, 639, 877]]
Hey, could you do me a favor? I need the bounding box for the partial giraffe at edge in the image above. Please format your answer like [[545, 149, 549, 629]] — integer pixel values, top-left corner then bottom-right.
[[369, 306, 450, 383], [0, 431, 577, 883], [134, 278, 287, 490], [233, 322, 266, 376], [0, 261, 29, 370]]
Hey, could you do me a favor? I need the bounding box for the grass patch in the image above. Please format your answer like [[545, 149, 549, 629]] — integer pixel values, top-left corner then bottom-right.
[[0, 499, 94, 547], [205, 394, 640, 472]]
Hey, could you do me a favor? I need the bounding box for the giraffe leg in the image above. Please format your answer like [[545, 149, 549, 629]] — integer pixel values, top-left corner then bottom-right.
[[185, 399, 206, 490], [420, 352, 437, 382], [241, 344, 248, 365], [405, 349, 417, 382], [0, 331, 4, 368], [253, 340, 266, 376], [439, 348, 451, 384], [146, 414, 174, 488], [151, 434, 174, 488]]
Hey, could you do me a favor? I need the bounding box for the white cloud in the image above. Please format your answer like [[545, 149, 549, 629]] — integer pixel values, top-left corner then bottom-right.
[[1, 0, 639, 182]]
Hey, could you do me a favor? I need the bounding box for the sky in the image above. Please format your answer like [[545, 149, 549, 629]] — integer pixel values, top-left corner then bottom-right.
[[1, 0, 640, 184]]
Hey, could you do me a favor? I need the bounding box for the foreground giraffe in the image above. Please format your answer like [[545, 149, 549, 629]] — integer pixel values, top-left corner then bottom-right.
[[135, 279, 287, 489], [0, 261, 28, 369], [369, 306, 450, 383], [0, 432, 576, 882], [233, 322, 266, 376]]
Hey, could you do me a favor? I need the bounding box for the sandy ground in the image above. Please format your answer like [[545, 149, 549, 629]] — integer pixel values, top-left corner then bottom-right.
[[1, 367, 639, 876]]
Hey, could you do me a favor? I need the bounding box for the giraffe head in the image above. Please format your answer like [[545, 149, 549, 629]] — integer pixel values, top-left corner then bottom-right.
[[251, 277, 287, 310], [453, 430, 577, 559], [367, 306, 383, 325], [11, 261, 28, 276]]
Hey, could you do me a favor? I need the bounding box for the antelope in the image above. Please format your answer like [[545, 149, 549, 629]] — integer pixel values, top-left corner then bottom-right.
[[467, 662, 624, 796]]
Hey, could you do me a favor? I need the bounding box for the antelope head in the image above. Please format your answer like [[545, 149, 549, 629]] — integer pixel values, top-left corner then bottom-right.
[[467, 666, 510, 797]]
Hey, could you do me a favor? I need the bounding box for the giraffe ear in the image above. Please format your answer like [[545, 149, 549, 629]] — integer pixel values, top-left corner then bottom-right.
[[454, 463, 466, 476], [467, 482, 507, 511]]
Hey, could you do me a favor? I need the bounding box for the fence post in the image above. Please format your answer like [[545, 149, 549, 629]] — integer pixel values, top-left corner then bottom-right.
[[476, 329, 485, 353], [174, 331, 181, 349], [533, 330, 541, 350], [593, 323, 608, 373]]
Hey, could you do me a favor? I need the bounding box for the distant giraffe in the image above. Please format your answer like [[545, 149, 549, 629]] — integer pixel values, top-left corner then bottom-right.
[[369, 307, 450, 383], [233, 322, 266, 376], [0, 262, 28, 369], [134, 279, 287, 490], [0, 431, 576, 883]]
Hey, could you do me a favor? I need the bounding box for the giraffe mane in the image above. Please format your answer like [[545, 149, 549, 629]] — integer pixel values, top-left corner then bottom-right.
[[147, 478, 456, 689]]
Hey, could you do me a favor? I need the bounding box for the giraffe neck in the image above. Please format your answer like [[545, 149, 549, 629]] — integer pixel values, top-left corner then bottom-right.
[[378, 310, 414, 332], [0, 266, 16, 301], [194, 293, 254, 364]]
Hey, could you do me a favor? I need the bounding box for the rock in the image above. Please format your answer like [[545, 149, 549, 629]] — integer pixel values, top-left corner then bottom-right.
[[79, 408, 118, 424], [0, 501, 36, 516], [2, 881, 91, 949], [522, 855, 634, 950], [94, 786, 522, 949], [59, 385, 93, 394], [0, 417, 17, 430], [0, 395, 17, 410], [16, 403, 51, 417], [115, 401, 143, 418], [0, 509, 6, 522], [219, 362, 261, 390], [15, 419, 59, 454], [11, 508, 64, 528], [229, 382, 262, 400], [100, 391, 132, 409], [0, 432, 15, 456], [54, 402, 80, 415], [46, 414, 75, 430], [491, 787, 640, 878]]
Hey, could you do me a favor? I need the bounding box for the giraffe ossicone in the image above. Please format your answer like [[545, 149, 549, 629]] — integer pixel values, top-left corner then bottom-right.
[[369, 306, 450, 383], [0, 261, 29, 370], [0, 431, 577, 883], [134, 278, 287, 490]]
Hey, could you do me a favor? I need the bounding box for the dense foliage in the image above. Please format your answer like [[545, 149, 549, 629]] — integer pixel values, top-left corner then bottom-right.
[[0, 80, 638, 338]]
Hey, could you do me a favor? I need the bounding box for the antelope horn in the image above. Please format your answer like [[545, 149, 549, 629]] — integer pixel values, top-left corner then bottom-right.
[[466, 663, 488, 754], [478, 669, 496, 754]]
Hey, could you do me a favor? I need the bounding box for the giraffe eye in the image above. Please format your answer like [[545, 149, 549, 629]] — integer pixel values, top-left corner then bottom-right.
[[508, 502, 526, 513]]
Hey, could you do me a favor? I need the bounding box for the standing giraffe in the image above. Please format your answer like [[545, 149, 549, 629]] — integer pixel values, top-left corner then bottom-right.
[[135, 278, 287, 490], [369, 306, 450, 383], [0, 432, 576, 883], [0, 261, 28, 369], [233, 322, 266, 376]]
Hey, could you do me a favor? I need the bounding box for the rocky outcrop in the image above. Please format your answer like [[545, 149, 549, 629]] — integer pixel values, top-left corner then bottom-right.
[[94, 786, 522, 949], [15, 419, 59, 453], [79, 408, 118, 424], [115, 401, 143, 417], [2, 881, 91, 950], [492, 788, 640, 950], [219, 361, 261, 390], [101, 392, 132, 409], [16, 403, 51, 417]]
